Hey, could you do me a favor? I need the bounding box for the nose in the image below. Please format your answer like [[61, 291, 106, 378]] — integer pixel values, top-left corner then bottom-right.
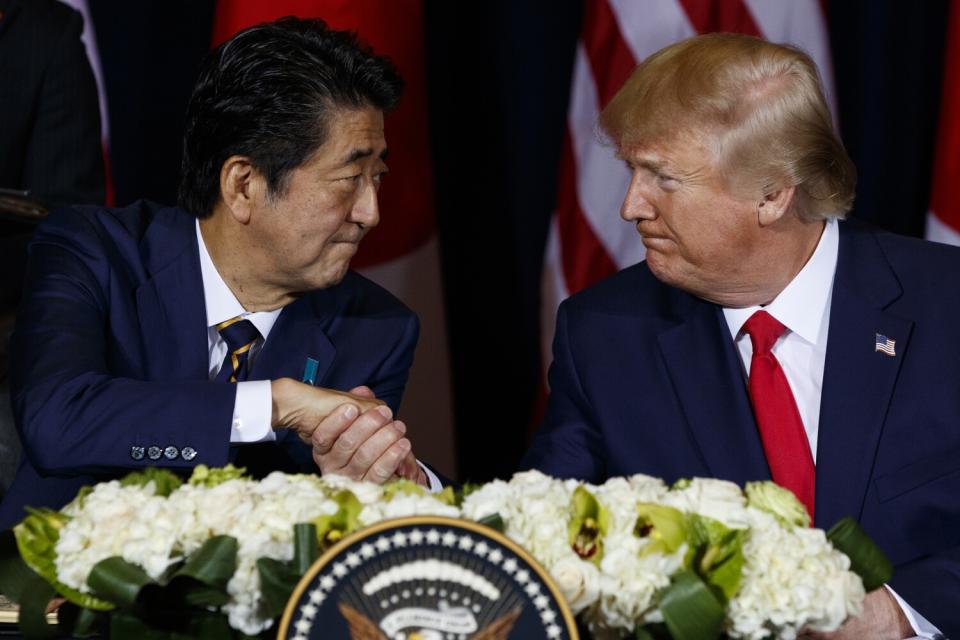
[[620, 171, 657, 223], [350, 180, 381, 230]]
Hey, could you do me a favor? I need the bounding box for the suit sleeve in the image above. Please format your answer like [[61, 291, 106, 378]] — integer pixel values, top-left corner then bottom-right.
[[888, 550, 960, 639], [23, 6, 105, 207], [10, 219, 236, 476], [519, 301, 606, 482]]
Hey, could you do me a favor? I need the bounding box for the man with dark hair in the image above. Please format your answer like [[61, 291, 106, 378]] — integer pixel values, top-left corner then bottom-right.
[[0, 17, 435, 529]]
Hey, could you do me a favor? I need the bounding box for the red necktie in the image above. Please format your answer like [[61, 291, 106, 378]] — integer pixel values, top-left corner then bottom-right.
[[742, 310, 816, 520]]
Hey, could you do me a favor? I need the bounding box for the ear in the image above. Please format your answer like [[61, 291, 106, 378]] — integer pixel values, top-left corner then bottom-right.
[[219, 155, 262, 225], [757, 185, 796, 226]]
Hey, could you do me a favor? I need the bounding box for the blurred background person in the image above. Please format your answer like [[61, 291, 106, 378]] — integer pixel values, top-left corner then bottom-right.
[[0, 0, 106, 498]]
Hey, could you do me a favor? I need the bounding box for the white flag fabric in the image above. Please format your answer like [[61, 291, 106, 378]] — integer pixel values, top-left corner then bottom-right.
[[542, 0, 836, 363]]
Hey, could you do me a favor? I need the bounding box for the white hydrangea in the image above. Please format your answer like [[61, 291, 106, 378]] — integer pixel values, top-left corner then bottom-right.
[[662, 477, 750, 529], [726, 508, 865, 639], [50, 469, 870, 639], [359, 492, 459, 524], [56, 481, 177, 590]]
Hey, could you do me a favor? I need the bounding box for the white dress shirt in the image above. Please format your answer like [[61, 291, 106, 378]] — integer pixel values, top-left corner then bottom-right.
[[196, 221, 443, 491], [198, 221, 278, 443], [721, 219, 939, 639]]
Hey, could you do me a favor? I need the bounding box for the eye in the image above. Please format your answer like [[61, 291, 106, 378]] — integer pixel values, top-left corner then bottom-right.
[[657, 174, 681, 192]]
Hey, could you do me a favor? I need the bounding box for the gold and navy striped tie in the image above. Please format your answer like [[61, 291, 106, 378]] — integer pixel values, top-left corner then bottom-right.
[[214, 316, 261, 383]]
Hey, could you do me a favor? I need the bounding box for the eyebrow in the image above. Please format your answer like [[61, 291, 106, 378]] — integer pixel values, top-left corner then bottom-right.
[[338, 147, 390, 167]]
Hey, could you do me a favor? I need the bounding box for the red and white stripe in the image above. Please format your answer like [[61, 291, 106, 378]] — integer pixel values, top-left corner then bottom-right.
[[926, 0, 960, 247], [543, 0, 836, 363]]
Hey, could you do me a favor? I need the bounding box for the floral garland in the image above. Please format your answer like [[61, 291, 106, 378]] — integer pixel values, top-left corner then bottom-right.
[[0, 466, 890, 640]]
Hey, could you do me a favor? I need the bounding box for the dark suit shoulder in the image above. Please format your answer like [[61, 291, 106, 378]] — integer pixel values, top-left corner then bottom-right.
[[560, 261, 692, 321], [316, 270, 416, 322], [36, 200, 176, 246], [3, 0, 83, 41], [843, 220, 960, 298]]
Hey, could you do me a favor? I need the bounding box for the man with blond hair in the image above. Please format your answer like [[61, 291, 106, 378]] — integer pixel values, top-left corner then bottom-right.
[[524, 34, 957, 638]]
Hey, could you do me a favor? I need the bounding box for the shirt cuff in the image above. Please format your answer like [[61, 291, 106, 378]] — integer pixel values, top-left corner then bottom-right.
[[229, 380, 276, 443], [884, 584, 942, 639], [417, 460, 444, 493]]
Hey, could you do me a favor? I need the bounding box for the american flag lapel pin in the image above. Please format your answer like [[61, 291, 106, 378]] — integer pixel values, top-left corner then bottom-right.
[[875, 333, 896, 356]]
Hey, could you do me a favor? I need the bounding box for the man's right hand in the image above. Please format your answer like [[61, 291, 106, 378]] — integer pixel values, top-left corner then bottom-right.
[[270, 378, 413, 483]]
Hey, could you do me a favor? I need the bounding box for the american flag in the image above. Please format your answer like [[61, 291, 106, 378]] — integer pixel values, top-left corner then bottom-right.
[[926, 0, 960, 247], [541, 0, 837, 367], [875, 334, 897, 357]]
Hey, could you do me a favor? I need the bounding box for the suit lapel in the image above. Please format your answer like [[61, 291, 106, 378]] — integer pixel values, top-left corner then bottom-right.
[[134, 210, 208, 381], [815, 222, 912, 527], [657, 296, 770, 484], [251, 294, 336, 384]]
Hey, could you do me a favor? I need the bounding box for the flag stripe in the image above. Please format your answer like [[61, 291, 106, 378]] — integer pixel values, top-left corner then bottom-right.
[[928, 0, 960, 242], [677, 0, 762, 35], [581, 0, 639, 109], [556, 132, 619, 294]]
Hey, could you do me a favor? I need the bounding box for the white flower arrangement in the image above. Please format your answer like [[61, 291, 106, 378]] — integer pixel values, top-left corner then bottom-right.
[[6, 466, 882, 639]]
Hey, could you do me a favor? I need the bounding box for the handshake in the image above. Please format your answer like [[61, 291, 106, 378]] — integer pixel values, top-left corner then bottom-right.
[[269, 378, 428, 488]]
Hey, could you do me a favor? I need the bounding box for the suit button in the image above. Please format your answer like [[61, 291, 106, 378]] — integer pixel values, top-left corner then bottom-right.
[[147, 446, 162, 460], [163, 446, 179, 460], [181, 446, 197, 461], [130, 446, 145, 461]]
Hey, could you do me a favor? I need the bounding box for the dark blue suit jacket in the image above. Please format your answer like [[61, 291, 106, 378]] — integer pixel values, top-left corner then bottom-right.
[[0, 201, 418, 528], [523, 220, 960, 636]]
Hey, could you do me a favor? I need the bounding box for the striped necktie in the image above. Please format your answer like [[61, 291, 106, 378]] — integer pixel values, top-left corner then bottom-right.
[[214, 316, 261, 383]]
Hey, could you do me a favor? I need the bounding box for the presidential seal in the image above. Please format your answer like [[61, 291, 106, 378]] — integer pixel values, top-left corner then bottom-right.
[[277, 516, 579, 640]]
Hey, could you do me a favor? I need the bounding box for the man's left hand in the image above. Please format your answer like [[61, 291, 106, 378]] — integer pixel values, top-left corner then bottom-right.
[[800, 588, 914, 640], [327, 385, 427, 488]]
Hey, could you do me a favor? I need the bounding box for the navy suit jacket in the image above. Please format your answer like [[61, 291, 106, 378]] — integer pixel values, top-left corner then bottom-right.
[[0, 201, 418, 528], [523, 220, 960, 636]]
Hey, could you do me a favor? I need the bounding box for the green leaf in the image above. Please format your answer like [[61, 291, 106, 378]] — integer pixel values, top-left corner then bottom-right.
[[827, 517, 893, 591], [659, 569, 725, 640], [744, 481, 811, 528], [382, 478, 426, 499], [188, 464, 248, 487], [634, 627, 656, 640], [57, 602, 105, 637], [313, 490, 362, 550], [174, 535, 237, 591], [119, 468, 183, 497], [568, 486, 609, 564], [686, 515, 746, 602], [635, 503, 688, 557], [87, 557, 153, 608], [435, 486, 457, 506], [0, 531, 58, 639], [293, 524, 318, 576], [17, 575, 58, 639], [477, 513, 505, 532], [456, 482, 484, 504], [256, 557, 300, 620], [109, 611, 173, 640], [12, 510, 114, 611]]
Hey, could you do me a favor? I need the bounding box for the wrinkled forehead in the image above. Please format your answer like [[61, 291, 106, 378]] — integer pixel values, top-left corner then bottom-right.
[[616, 128, 722, 169]]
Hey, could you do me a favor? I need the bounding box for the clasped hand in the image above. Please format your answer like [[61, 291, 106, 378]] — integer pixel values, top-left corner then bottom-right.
[[270, 378, 426, 486]]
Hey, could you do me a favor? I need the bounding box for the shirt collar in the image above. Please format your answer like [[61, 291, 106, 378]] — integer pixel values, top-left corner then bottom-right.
[[722, 218, 839, 345], [196, 220, 281, 340]]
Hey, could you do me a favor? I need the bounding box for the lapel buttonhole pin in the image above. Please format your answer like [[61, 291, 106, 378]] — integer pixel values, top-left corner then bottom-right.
[[874, 333, 896, 357]]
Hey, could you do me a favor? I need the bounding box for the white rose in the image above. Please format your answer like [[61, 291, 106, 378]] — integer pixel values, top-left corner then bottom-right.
[[550, 556, 601, 614]]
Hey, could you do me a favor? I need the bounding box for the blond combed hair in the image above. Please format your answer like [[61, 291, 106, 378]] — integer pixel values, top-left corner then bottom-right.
[[599, 33, 856, 221]]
